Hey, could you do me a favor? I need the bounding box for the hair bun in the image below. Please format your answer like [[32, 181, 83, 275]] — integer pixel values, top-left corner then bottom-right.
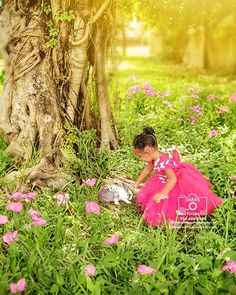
[[143, 127, 155, 136]]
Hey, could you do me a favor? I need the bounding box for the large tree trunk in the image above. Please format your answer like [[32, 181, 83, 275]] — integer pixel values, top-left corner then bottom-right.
[[0, 0, 118, 191]]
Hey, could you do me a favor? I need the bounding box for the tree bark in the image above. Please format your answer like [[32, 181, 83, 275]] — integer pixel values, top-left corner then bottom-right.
[[0, 0, 118, 190]]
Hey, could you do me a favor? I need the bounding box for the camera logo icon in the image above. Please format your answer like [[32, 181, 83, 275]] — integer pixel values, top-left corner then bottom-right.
[[178, 193, 208, 220]]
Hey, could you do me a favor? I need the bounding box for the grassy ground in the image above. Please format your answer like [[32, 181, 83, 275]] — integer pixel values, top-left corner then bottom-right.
[[0, 57, 236, 294]]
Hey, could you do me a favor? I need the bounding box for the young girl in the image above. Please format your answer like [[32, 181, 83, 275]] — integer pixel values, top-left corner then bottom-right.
[[133, 127, 223, 227]]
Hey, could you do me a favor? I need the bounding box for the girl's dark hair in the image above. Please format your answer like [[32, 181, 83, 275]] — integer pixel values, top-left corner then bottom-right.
[[133, 127, 157, 149]]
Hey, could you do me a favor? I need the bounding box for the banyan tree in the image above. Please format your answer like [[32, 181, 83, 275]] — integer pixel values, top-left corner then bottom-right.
[[0, 0, 118, 189]]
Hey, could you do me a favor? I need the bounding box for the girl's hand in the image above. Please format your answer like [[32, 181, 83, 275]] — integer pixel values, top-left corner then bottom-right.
[[134, 182, 140, 190], [153, 192, 166, 203]]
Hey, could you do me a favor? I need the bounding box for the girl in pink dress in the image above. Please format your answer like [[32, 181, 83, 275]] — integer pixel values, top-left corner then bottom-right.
[[133, 127, 223, 227]]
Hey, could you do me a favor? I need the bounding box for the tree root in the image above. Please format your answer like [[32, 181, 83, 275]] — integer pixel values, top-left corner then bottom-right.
[[15, 157, 75, 192]]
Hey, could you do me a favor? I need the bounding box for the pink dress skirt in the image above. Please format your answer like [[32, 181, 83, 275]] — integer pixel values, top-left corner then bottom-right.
[[135, 150, 223, 227]]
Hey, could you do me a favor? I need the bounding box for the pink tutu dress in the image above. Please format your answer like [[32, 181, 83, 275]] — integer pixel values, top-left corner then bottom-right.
[[136, 150, 223, 227]]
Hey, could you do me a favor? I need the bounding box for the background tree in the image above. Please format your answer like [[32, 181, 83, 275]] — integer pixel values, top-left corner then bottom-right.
[[134, 0, 236, 69], [0, 0, 118, 190]]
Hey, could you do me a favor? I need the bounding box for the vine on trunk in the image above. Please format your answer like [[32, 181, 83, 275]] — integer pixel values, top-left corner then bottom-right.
[[0, 0, 118, 191]]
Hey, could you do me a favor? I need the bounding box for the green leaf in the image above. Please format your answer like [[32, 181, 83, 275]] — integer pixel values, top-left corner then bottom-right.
[[199, 257, 212, 270], [222, 251, 236, 261], [94, 281, 101, 295], [50, 284, 59, 293], [86, 276, 94, 292], [56, 273, 64, 286]]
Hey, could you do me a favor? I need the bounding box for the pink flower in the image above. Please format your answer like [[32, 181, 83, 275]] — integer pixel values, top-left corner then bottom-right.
[[85, 264, 96, 276], [207, 94, 219, 101], [3, 230, 18, 244], [229, 175, 236, 180], [143, 82, 152, 90], [217, 106, 229, 114], [143, 82, 156, 96], [145, 89, 156, 96], [11, 192, 22, 200], [6, 202, 23, 213], [127, 85, 141, 98], [189, 105, 203, 116], [231, 92, 236, 101], [31, 217, 47, 226], [28, 208, 41, 218], [221, 260, 236, 273], [130, 85, 141, 94], [137, 264, 156, 275], [85, 201, 100, 214], [85, 178, 97, 187], [56, 192, 69, 205], [188, 87, 203, 94], [158, 91, 170, 97], [28, 208, 47, 226], [9, 278, 26, 294], [103, 234, 120, 245], [0, 214, 9, 225], [209, 130, 218, 137], [187, 115, 198, 125], [191, 94, 199, 99], [22, 192, 37, 202], [190, 106, 202, 112]]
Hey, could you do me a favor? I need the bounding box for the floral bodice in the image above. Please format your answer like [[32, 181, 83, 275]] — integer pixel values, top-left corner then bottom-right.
[[148, 152, 181, 184]]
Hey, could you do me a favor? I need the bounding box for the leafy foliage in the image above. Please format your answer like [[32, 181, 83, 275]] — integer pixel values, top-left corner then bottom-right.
[[0, 57, 236, 294]]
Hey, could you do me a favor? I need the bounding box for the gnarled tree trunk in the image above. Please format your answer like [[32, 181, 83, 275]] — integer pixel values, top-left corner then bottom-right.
[[0, 0, 118, 190]]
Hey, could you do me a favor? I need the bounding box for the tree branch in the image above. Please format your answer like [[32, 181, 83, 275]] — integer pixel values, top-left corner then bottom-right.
[[70, 0, 111, 46]]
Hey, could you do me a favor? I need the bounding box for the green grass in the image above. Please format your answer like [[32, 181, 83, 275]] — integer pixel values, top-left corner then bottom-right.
[[0, 57, 236, 294]]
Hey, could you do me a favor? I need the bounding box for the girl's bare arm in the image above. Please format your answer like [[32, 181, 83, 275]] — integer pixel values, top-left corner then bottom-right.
[[134, 164, 153, 188], [153, 169, 177, 202]]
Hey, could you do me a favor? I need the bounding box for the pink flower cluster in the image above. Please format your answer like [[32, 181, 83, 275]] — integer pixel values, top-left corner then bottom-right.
[[231, 92, 236, 101], [1, 191, 46, 293], [207, 94, 220, 101], [209, 130, 218, 137], [143, 82, 156, 96], [137, 264, 156, 275], [187, 115, 198, 125], [1, 191, 47, 247], [0, 214, 8, 224], [85, 178, 97, 187], [83, 184, 158, 278], [28, 208, 47, 226], [7, 192, 36, 203], [6, 202, 23, 213], [54, 192, 70, 205], [189, 105, 203, 116], [229, 175, 236, 181], [126, 79, 170, 99], [158, 91, 170, 97], [9, 278, 26, 294], [221, 260, 236, 273], [85, 201, 100, 215], [217, 106, 229, 114], [188, 87, 203, 94], [186, 105, 204, 124], [103, 233, 120, 245], [85, 264, 96, 276], [127, 85, 141, 98], [3, 230, 19, 245]]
